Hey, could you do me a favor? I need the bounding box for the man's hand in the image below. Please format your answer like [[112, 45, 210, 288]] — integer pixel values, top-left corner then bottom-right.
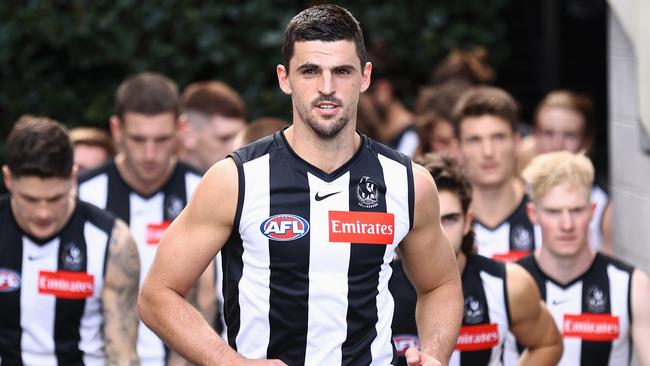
[[405, 347, 442, 366]]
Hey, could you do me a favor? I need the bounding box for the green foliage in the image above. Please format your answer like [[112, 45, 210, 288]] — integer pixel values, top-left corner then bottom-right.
[[0, 0, 507, 142]]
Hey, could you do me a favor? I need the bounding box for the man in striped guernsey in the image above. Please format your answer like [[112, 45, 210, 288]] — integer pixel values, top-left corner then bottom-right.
[[453, 87, 542, 263], [0, 116, 139, 365], [77, 72, 205, 366], [139, 5, 463, 366], [391, 153, 562, 366], [517, 152, 650, 365]]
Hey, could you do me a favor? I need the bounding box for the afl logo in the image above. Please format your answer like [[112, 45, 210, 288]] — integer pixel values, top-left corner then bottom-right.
[[0, 268, 21, 292], [260, 214, 310, 241]]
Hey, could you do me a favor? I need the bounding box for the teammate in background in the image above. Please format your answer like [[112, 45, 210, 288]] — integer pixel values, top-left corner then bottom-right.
[[232, 117, 289, 150], [179, 80, 247, 173], [69, 127, 116, 172], [518, 90, 612, 253], [453, 86, 540, 262], [0, 116, 139, 365], [518, 152, 650, 365], [390, 153, 562, 366], [139, 5, 463, 366], [77, 72, 204, 366]]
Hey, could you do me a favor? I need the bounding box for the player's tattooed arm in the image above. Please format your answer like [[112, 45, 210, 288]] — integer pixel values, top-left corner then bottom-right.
[[103, 219, 140, 366]]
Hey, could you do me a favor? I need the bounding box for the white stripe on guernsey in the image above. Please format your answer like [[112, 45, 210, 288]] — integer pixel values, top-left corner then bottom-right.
[[21, 237, 60, 365], [607, 264, 631, 365], [236, 154, 271, 358], [449, 349, 461, 366], [78, 174, 108, 209], [130, 192, 166, 365], [373, 154, 410, 365], [547, 280, 582, 366], [304, 172, 351, 365], [473, 224, 510, 259], [79, 221, 110, 362], [480, 270, 508, 365], [185, 172, 201, 202], [534, 225, 542, 251]]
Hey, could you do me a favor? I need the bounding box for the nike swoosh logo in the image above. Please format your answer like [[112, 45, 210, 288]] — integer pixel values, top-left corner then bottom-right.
[[315, 191, 341, 201], [551, 299, 570, 305], [28, 254, 50, 261]]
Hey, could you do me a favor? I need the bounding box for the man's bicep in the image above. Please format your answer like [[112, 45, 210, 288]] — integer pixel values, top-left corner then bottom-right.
[[147, 158, 239, 295], [400, 164, 457, 293], [632, 269, 650, 364]]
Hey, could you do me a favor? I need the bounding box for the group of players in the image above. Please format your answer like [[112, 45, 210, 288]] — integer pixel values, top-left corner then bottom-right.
[[1, 4, 649, 366]]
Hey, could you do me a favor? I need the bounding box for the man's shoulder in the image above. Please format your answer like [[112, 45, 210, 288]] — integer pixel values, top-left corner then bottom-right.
[[230, 133, 278, 165], [173, 160, 203, 179], [75, 199, 117, 232], [78, 160, 115, 184], [596, 252, 635, 274], [365, 135, 412, 168]]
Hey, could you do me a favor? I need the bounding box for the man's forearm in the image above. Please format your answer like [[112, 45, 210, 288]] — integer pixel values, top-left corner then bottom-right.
[[519, 343, 563, 366], [415, 280, 463, 363], [138, 287, 242, 365]]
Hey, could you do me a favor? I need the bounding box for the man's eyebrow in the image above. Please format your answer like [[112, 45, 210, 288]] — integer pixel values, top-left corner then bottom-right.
[[296, 63, 320, 72]]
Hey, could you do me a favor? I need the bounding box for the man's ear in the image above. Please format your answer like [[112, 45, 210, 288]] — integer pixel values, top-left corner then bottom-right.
[[109, 115, 123, 142], [277, 64, 292, 95], [2, 165, 13, 193], [526, 201, 538, 224], [360, 62, 372, 93]]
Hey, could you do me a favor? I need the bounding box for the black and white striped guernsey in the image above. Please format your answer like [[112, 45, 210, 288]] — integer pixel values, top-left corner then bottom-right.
[[0, 196, 116, 366], [517, 254, 633, 366], [225, 131, 415, 365], [390, 255, 511, 366], [473, 195, 541, 263], [77, 161, 201, 366]]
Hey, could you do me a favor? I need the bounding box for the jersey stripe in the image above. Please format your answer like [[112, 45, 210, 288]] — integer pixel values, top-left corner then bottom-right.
[[341, 150, 388, 366], [267, 150, 311, 363], [304, 172, 351, 365], [235, 154, 271, 358], [607, 265, 630, 365], [580, 259, 612, 365], [0, 203, 23, 365]]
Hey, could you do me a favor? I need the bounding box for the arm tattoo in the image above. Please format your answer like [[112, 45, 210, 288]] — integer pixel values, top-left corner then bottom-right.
[[103, 219, 140, 365]]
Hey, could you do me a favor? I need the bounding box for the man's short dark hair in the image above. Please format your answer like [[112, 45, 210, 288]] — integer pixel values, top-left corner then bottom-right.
[[181, 81, 246, 120], [5, 115, 73, 178], [416, 153, 475, 257], [115, 72, 179, 120], [281, 4, 367, 70], [452, 86, 519, 138]]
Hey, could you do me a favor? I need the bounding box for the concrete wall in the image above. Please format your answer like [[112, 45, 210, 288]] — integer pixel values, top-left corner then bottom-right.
[[608, 9, 650, 275]]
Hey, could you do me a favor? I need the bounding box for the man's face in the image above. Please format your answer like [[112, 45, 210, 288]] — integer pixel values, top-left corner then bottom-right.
[[535, 107, 586, 154], [529, 183, 593, 258], [429, 120, 460, 159], [74, 144, 110, 172], [277, 40, 371, 139], [439, 190, 471, 256], [459, 115, 518, 188], [3, 169, 75, 240], [193, 114, 245, 171], [114, 112, 178, 185]]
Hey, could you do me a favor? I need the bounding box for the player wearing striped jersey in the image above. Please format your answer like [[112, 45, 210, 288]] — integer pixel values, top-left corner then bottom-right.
[[519, 152, 650, 365], [0, 116, 139, 365], [391, 154, 561, 366], [139, 5, 463, 366], [77, 72, 212, 366], [453, 87, 541, 263]]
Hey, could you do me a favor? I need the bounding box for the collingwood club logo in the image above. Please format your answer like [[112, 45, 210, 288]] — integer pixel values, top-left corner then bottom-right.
[[587, 286, 607, 312], [463, 296, 484, 324], [166, 194, 184, 220], [357, 176, 379, 208], [62, 242, 83, 270], [511, 225, 532, 251]]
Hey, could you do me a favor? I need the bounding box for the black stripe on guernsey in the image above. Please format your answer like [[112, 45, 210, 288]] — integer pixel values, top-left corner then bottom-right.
[[459, 256, 492, 366], [517, 256, 546, 299], [580, 255, 612, 366], [406, 162, 415, 230], [105, 163, 131, 224], [223, 155, 246, 351], [162, 164, 193, 222], [341, 150, 389, 366], [54, 211, 88, 365], [266, 148, 311, 363], [507, 196, 535, 252], [0, 196, 24, 365]]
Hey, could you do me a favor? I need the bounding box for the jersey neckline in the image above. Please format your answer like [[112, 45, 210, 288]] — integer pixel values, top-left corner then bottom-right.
[[473, 193, 529, 231]]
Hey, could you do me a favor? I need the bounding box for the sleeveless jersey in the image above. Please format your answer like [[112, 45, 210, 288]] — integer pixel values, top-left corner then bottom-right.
[[78, 161, 201, 366], [390, 255, 511, 366], [473, 195, 541, 263], [0, 196, 116, 366], [226, 132, 414, 366], [588, 184, 608, 252], [517, 254, 633, 366]]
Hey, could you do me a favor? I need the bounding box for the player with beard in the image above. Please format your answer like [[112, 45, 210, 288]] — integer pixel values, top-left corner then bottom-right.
[[139, 5, 463, 366]]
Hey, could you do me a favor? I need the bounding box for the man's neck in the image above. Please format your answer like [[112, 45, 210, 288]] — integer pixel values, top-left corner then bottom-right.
[[471, 178, 524, 227], [535, 245, 596, 285], [114, 154, 176, 196], [284, 124, 360, 174]]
